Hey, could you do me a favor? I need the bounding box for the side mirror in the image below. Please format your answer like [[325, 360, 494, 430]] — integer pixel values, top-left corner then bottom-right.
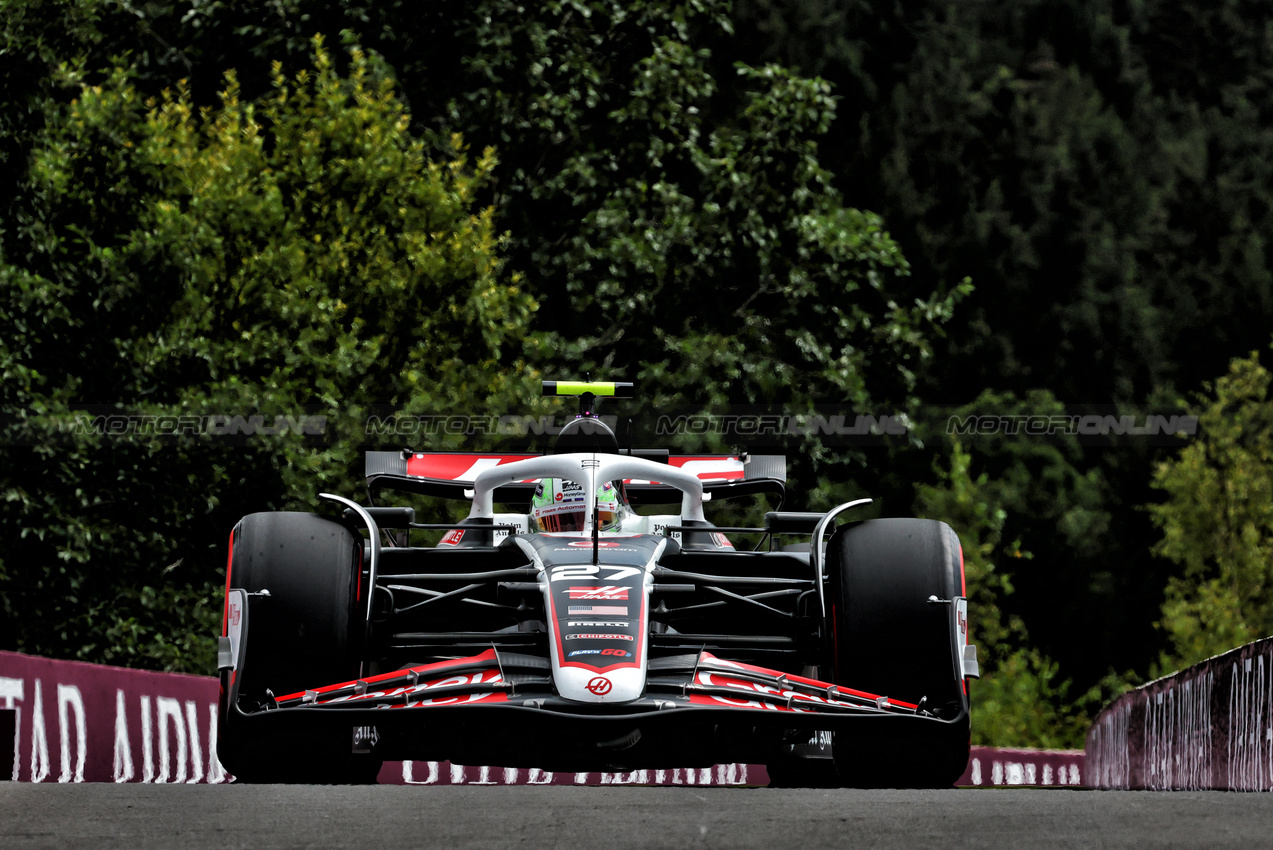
[[763, 511, 824, 534]]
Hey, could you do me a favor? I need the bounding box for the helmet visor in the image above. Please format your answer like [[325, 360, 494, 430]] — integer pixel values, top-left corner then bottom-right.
[[533, 505, 589, 532]]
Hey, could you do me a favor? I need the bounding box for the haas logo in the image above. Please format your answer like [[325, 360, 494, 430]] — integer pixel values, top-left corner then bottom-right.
[[586, 677, 613, 696], [567, 586, 629, 600]]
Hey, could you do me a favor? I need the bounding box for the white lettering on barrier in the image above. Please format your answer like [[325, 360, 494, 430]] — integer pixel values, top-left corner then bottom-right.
[[1088, 699, 1131, 789], [183, 701, 203, 785], [403, 761, 439, 784], [29, 680, 49, 783], [1227, 650, 1272, 790], [601, 770, 648, 784], [140, 695, 153, 783], [978, 755, 1079, 787], [1145, 670, 1213, 790], [113, 689, 134, 783], [0, 677, 23, 781], [0, 663, 242, 785], [56, 684, 86, 783], [131, 695, 227, 784], [156, 697, 187, 784], [401, 760, 553, 785], [207, 705, 227, 784]]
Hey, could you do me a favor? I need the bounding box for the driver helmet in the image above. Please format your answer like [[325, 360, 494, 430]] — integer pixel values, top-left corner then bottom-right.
[[531, 478, 631, 532]]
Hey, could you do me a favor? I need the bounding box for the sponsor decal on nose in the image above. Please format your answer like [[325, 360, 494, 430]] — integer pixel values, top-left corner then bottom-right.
[[566, 587, 629, 600], [568, 605, 627, 615]]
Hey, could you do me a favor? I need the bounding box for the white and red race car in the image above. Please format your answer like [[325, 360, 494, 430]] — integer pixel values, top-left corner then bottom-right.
[[217, 382, 977, 785]]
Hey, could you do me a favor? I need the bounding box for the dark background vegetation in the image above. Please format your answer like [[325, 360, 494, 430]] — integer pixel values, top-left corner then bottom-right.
[[4, 0, 1272, 747]]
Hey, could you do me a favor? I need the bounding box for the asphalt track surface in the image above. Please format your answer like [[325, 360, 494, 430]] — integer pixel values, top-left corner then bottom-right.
[[5, 785, 1273, 849]]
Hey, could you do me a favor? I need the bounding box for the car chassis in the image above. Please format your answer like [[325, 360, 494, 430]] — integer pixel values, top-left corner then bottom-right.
[[217, 382, 978, 785]]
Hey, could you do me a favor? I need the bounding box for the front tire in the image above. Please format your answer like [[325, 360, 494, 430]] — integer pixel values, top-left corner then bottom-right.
[[217, 511, 380, 783], [827, 518, 970, 788]]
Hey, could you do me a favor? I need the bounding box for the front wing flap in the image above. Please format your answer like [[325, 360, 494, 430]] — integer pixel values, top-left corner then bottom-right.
[[254, 648, 936, 721]]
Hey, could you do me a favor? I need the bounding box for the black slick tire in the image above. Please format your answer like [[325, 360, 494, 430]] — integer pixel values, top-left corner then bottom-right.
[[827, 518, 970, 788], [217, 511, 380, 784]]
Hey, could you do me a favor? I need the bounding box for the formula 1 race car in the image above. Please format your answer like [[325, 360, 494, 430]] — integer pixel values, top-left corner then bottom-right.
[[217, 382, 978, 786]]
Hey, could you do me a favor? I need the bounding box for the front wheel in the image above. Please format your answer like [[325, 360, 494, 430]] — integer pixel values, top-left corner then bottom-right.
[[826, 518, 970, 788], [217, 511, 380, 783]]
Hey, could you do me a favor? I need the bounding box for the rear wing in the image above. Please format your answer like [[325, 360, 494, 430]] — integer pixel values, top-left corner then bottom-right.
[[364, 451, 786, 505]]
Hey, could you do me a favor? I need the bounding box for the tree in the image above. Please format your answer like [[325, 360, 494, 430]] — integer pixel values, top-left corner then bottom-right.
[[2, 2, 964, 671], [727, 0, 1273, 703], [915, 433, 1102, 748], [1148, 350, 1273, 672], [0, 36, 536, 671], [166, 1, 965, 445]]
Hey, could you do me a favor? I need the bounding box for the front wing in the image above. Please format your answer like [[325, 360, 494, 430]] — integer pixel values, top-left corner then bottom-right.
[[226, 645, 967, 767]]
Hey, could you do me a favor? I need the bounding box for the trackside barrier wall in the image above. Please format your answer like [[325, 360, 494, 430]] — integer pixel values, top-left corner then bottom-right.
[[0, 650, 227, 784], [960, 747, 1083, 787], [0, 651, 1083, 785], [1086, 635, 1273, 790]]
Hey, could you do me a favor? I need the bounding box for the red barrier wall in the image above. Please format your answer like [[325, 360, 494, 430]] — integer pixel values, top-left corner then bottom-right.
[[0, 651, 1082, 786], [0, 650, 225, 783], [1087, 636, 1273, 790]]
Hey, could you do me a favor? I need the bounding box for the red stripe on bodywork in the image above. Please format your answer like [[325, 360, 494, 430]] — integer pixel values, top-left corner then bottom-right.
[[222, 525, 236, 638], [405, 454, 538, 480], [274, 648, 501, 701], [355, 539, 363, 603], [666, 456, 745, 479], [701, 653, 919, 710]]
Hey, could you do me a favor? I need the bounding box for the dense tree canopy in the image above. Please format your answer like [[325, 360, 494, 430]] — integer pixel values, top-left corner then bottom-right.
[[728, 0, 1273, 704], [0, 34, 536, 669], [1149, 351, 1273, 672]]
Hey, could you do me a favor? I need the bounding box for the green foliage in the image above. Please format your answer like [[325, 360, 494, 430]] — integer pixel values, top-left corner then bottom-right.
[[727, 0, 1273, 708], [732, 0, 1273, 407], [968, 647, 1099, 750], [0, 36, 534, 671], [915, 436, 1108, 748], [162, 1, 966, 463], [1149, 351, 1273, 673], [915, 440, 1019, 653]]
